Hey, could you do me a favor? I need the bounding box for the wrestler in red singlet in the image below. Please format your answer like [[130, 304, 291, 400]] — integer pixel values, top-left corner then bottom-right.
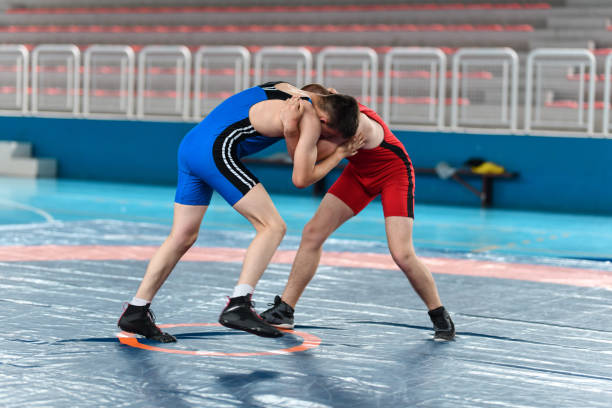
[[328, 104, 415, 218], [261, 92, 455, 341]]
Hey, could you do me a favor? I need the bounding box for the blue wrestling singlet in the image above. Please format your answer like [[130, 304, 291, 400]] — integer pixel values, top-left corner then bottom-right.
[[175, 81, 301, 206]]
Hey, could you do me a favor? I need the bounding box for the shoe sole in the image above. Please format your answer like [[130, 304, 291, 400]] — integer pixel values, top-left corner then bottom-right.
[[149, 333, 177, 343], [219, 319, 283, 338], [433, 336, 455, 341], [433, 331, 456, 341], [269, 322, 294, 329], [118, 324, 177, 343]]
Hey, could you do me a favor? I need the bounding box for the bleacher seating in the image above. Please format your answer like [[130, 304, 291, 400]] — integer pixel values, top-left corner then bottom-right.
[[0, 1, 610, 52], [0, 0, 611, 134], [0, 1, 570, 50], [0, 1, 609, 52]]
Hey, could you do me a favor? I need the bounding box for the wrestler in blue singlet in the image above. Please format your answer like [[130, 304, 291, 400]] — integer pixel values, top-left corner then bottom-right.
[[175, 81, 309, 206]]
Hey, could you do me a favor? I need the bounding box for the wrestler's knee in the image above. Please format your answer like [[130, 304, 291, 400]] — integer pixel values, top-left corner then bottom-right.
[[255, 213, 286, 238], [268, 217, 287, 238], [169, 227, 199, 252], [301, 220, 329, 248], [390, 246, 418, 271]]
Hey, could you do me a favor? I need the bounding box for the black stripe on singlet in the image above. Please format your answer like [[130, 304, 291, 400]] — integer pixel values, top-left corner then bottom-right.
[[212, 118, 260, 195], [259, 81, 292, 100], [259, 81, 311, 102], [379, 141, 415, 218]]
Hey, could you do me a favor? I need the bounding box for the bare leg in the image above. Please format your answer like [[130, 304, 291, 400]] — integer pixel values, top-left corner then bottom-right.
[[281, 193, 354, 308], [385, 216, 442, 310], [134, 203, 206, 301], [232, 183, 287, 288], [119, 203, 206, 342], [216, 184, 288, 338]]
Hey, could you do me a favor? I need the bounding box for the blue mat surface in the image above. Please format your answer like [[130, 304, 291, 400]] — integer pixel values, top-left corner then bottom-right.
[[1, 177, 612, 407]]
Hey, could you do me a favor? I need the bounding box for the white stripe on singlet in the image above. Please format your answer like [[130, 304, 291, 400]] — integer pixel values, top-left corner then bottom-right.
[[221, 125, 258, 189]]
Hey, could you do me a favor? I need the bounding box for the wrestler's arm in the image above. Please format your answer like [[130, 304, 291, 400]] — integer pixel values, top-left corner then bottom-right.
[[281, 97, 336, 161], [281, 97, 301, 159], [291, 104, 363, 189]]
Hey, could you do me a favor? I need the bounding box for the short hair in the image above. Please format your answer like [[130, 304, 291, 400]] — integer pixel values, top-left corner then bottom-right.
[[308, 93, 358, 140], [302, 83, 359, 138], [318, 94, 359, 139], [301, 83, 333, 96]]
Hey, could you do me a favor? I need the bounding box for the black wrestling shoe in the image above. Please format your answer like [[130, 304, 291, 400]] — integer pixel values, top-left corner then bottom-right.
[[218, 294, 283, 338], [118, 303, 177, 343], [260, 295, 295, 329], [428, 306, 455, 341]]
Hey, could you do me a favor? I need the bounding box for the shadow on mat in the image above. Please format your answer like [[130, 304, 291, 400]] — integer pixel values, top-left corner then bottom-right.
[[217, 370, 281, 386], [293, 324, 344, 330], [350, 320, 433, 332], [56, 329, 309, 346], [51, 333, 246, 344], [352, 320, 572, 346]]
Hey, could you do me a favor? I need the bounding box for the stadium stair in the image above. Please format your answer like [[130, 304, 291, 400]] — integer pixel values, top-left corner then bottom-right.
[[0, 141, 57, 177]]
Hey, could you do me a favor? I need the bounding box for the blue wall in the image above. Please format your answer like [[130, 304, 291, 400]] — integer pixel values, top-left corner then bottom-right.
[[394, 130, 612, 214], [1, 116, 192, 185], [1, 115, 611, 214]]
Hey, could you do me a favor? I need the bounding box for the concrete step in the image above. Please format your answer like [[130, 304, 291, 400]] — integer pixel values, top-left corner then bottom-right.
[[0, 141, 57, 178], [0, 157, 57, 178], [566, 0, 612, 6], [0, 141, 32, 159], [546, 16, 610, 30], [528, 39, 595, 51]]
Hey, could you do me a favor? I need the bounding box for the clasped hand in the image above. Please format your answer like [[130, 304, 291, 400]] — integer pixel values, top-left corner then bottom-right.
[[280, 95, 364, 158]]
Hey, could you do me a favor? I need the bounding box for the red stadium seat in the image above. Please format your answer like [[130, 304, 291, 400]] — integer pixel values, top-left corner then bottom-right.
[[5, 3, 552, 15], [0, 23, 535, 34]]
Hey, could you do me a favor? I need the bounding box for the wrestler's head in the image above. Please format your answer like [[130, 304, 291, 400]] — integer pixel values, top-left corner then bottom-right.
[[301, 83, 334, 96], [305, 84, 359, 143]]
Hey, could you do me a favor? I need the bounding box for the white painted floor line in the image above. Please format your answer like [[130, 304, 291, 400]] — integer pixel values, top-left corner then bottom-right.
[[0, 198, 55, 223]]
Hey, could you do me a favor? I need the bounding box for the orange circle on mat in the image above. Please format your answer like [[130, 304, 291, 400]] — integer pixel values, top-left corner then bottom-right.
[[117, 323, 321, 357]]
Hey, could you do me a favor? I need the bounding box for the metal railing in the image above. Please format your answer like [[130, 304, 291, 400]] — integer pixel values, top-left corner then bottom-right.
[[0, 45, 28, 114], [193, 46, 250, 120], [83, 45, 135, 118], [31, 44, 80, 115], [602, 53, 612, 136], [383, 47, 446, 129], [137, 45, 191, 120], [524, 49, 596, 135], [316, 47, 378, 111], [1, 44, 611, 137], [451, 48, 518, 132], [254, 47, 312, 89]]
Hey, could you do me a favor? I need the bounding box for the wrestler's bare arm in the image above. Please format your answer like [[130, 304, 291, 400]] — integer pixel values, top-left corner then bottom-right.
[[280, 96, 302, 159], [285, 101, 364, 188]]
